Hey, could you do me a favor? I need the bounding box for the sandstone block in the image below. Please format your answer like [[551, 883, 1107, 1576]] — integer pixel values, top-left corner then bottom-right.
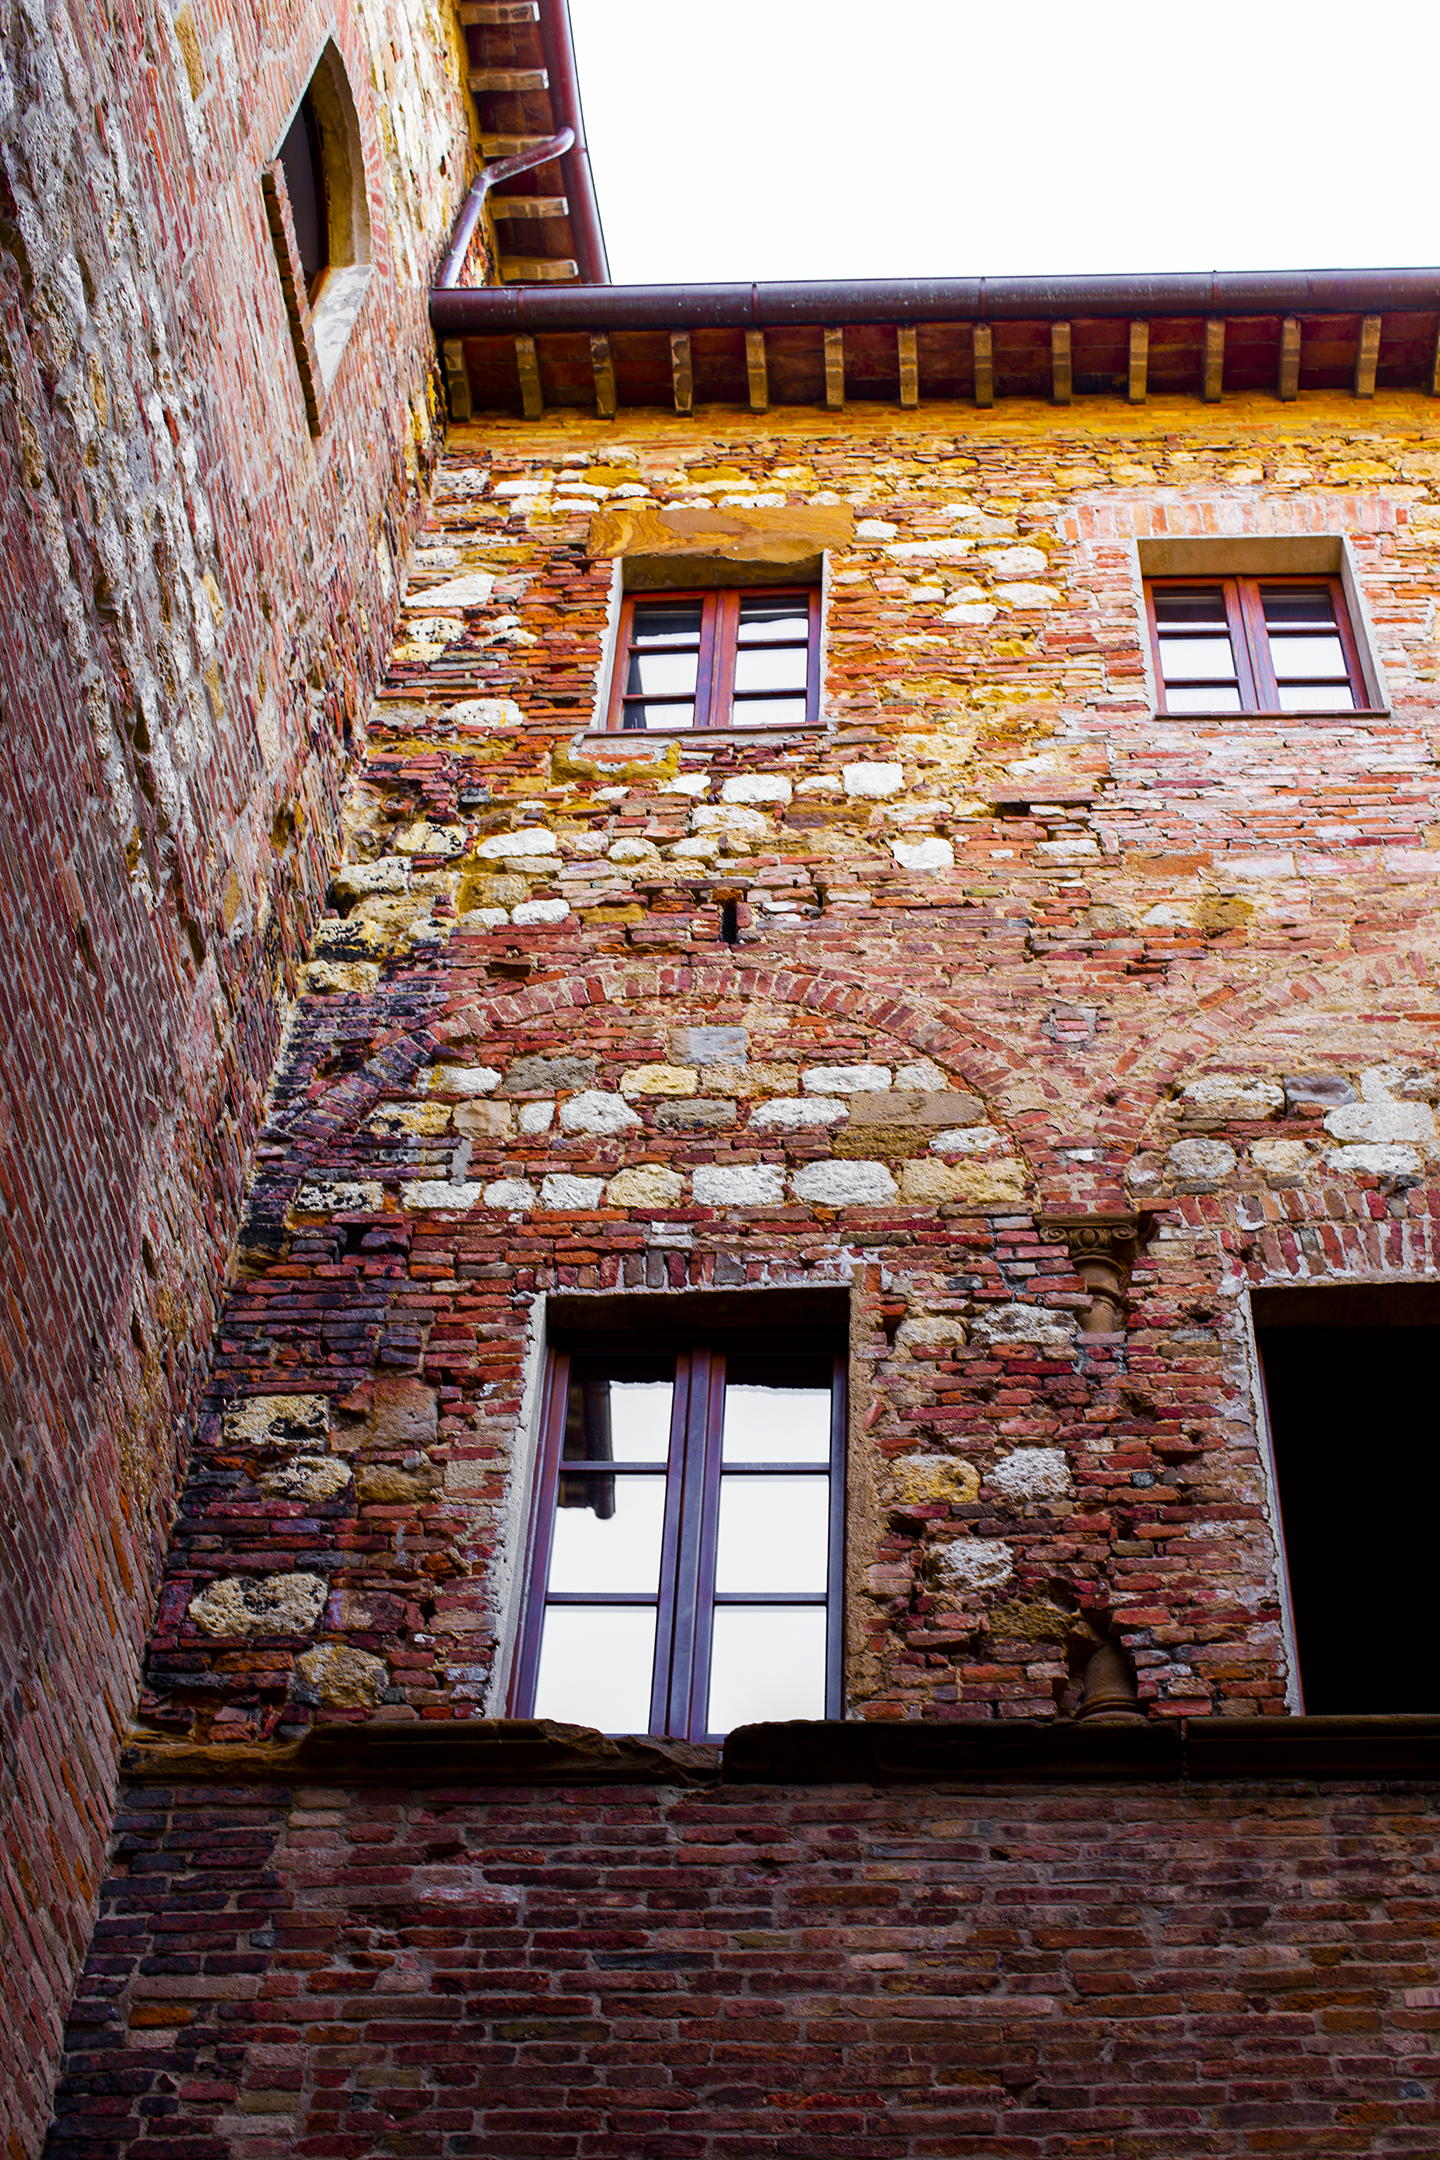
[[224, 1395, 329, 1447], [978, 544, 1049, 577], [362, 1378, 439, 1450], [453, 1101, 513, 1138], [369, 1100, 450, 1135], [791, 1160, 897, 1206], [259, 1457, 351, 1502], [357, 1460, 443, 1504], [188, 1572, 327, 1638], [894, 1315, 968, 1354], [900, 1158, 1027, 1205], [849, 1090, 982, 1127], [1251, 1140, 1313, 1185], [620, 1063, 698, 1097], [302, 959, 380, 994], [606, 1165, 686, 1208], [692, 1165, 785, 1207], [986, 1448, 1072, 1502], [1181, 1075, 1286, 1122], [331, 858, 409, 904], [502, 1054, 597, 1094], [704, 1061, 799, 1097], [295, 1644, 388, 1708], [559, 1090, 643, 1133], [655, 1098, 738, 1129], [889, 1454, 980, 1507]]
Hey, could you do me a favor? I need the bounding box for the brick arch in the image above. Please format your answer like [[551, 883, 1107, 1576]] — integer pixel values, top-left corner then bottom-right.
[[248, 956, 1035, 1224]]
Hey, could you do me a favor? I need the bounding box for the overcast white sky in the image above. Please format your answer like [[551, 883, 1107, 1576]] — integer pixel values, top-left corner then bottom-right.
[[569, 0, 1436, 285]]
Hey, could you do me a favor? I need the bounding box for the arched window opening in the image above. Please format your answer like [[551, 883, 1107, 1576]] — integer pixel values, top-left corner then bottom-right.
[[264, 39, 373, 433], [278, 91, 328, 300]]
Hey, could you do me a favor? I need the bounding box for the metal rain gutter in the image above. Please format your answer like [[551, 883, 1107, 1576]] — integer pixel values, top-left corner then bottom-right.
[[432, 267, 1440, 337]]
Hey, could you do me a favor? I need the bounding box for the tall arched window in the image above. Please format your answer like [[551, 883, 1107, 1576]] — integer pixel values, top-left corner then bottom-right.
[[264, 40, 373, 432]]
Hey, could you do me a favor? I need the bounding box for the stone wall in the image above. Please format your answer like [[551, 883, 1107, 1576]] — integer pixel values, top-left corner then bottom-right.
[[0, 0, 470, 2147]]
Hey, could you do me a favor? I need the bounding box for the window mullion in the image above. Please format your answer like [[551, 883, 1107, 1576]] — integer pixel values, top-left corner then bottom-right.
[[682, 1349, 727, 1738], [648, 1352, 692, 1735], [509, 1348, 571, 1714], [1233, 579, 1272, 709], [665, 1348, 716, 1735], [711, 590, 739, 730]]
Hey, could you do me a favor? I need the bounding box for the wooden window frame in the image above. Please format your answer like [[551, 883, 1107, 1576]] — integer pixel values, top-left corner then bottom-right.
[[1145, 574, 1370, 715], [605, 584, 822, 734], [511, 1340, 847, 1740]]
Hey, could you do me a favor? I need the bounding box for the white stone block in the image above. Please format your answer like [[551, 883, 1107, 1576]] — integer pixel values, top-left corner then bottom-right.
[[930, 1125, 1001, 1155], [540, 1174, 607, 1209], [425, 1065, 502, 1096], [978, 545, 1049, 578], [986, 1448, 1072, 1502], [1324, 1143, 1424, 1178], [460, 907, 510, 927], [1323, 1100, 1437, 1149], [474, 828, 558, 859], [189, 1572, 327, 1637], [894, 1058, 950, 1091], [891, 838, 955, 873], [970, 1304, 1078, 1354], [942, 602, 998, 625], [691, 803, 768, 837], [450, 697, 523, 732], [660, 771, 710, 795], [483, 1178, 537, 1210], [401, 1180, 485, 1210], [293, 1178, 383, 1212], [512, 898, 570, 926], [607, 838, 662, 864], [1165, 1139, 1238, 1188], [722, 775, 792, 804], [797, 775, 843, 793], [791, 1160, 898, 1206], [692, 1165, 786, 1207], [1182, 1075, 1286, 1120], [518, 1101, 555, 1135], [935, 1539, 1013, 1592], [856, 519, 898, 539], [884, 539, 977, 561], [1037, 838, 1101, 861], [842, 762, 904, 798], [559, 1091, 642, 1135], [995, 582, 1061, 608], [803, 1064, 891, 1094], [1251, 1140, 1313, 1184], [750, 1096, 848, 1129]]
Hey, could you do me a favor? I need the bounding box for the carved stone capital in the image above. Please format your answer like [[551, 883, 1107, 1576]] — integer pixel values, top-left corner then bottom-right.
[[1040, 1211, 1147, 1334]]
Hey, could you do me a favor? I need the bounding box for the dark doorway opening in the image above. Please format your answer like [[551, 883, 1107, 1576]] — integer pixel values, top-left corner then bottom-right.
[[1255, 1289, 1440, 1713]]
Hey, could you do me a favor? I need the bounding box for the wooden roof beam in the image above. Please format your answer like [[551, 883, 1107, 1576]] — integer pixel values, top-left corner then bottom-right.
[[489, 196, 569, 219], [973, 322, 993, 408], [824, 327, 845, 408], [897, 324, 918, 407], [671, 331, 693, 415], [745, 330, 768, 411], [499, 257, 577, 282], [1203, 316, 1225, 402], [515, 333, 543, 419], [469, 67, 548, 91], [459, 3, 538, 21], [590, 331, 617, 417], [1354, 313, 1381, 398], [1128, 319, 1148, 403], [1051, 320, 1072, 405], [1278, 315, 1301, 400]]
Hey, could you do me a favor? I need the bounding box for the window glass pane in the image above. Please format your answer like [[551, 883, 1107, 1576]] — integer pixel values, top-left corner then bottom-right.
[[626, 649, 699, 698], [1261, 587, 1335, 625], [737, 598, 810, 643], [565, 1379, 673, 1464], [622, 701, 694, 731], [548, 1473, 666, 1592], [706, 1606, 826, 1733], [1162, 684, 1243, 713], [733, 646, 809, 694], [1152, 587, 1227, 623], [631, 604, 703, 644], [1158, 635, 1236, 683], [533, 1605, 656, 1732], [1267, 634, 1348, 681], [1276, 683, 1357, 712], [723, 1384, 831, 1462], [715, 1474, 828, 1592], [731, 695, 807, 728]]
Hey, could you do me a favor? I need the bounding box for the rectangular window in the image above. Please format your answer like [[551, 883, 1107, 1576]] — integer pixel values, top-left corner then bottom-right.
[[1254, 1287, 1440, 1713], [513, 1332, 845, 1738], [606, 585, 820, 732], [1146, 576, 1366, 715]]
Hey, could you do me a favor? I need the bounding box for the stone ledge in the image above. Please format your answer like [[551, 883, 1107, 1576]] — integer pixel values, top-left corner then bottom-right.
[[119, 1715, 1440, 1790]]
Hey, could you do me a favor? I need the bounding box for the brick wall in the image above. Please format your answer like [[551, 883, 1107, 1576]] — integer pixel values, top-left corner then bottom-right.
[[33, 390, 1440, 2148], [46, 1770, 1440, 2157], [0, 0, 470, 2147]]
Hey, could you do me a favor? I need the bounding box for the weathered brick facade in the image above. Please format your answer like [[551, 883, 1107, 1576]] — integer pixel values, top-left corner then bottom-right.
[[33, 396, 1440, 2153], [0, 0, 470, 2146]]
